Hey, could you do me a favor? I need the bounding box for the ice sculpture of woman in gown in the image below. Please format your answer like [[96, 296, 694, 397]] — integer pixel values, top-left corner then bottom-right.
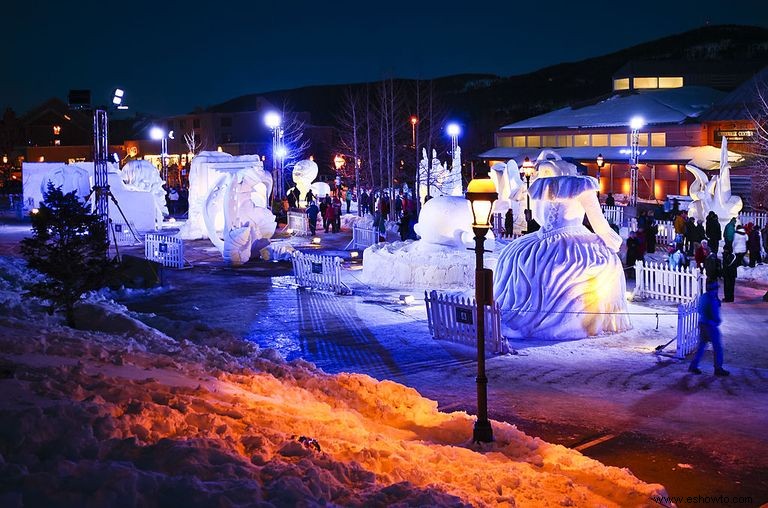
[[493, 151, 631, 339]]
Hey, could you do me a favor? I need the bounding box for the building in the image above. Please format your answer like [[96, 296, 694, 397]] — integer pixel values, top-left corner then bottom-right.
[[479, 62, 767, 208]]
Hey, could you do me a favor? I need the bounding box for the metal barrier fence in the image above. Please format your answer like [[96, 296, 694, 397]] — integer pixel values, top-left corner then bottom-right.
[[424, 290, 509, 354], [287, 211, 310, 236], [633, 260, 704, 303], [144, 234, 185, 269], [347, 225, 379, 250], [110, 221, 140, 245], [292, 251, 350, 295], [675, 296, 700, 359]]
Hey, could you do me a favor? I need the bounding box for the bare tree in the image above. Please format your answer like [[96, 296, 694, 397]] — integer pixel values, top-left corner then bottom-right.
[[335, 87, 363, 207], [183, 130, 204, 155], [748, 79, 768, 207]]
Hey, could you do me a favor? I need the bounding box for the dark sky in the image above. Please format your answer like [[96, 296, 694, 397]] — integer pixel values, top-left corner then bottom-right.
[[3, 0, 766, 116]]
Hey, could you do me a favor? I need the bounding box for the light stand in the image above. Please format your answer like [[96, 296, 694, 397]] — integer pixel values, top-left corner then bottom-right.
[[629, 117, 644, 207], [522, 156, 535, 213], [596, 153, 604, 200], [465, 178, 498, 444]]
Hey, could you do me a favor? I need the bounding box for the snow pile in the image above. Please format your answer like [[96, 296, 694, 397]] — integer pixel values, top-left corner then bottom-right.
[[260, 240, 296, 261], [342, 213, 373, 230], [362, 240, 500, 289], [737, 264, 768, 282], [0, 286, 667, 507]]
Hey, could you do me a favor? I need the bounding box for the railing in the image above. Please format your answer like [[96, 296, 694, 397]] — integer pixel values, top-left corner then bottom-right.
[[424, 290, 509, 354], [109, 221, 140, 245], [287, 211, 310, 236], [655, 220, 676, 246], [602, 206, 624, 227], [675, 296, 700, 359], [144, 234, 185, 269], [738, 212, 768, 227], [292, 251, 351, 295], [633, 260, 704, 303], [347, 225, 379, 250]]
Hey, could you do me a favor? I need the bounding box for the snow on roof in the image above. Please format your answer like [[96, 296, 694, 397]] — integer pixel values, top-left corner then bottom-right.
[[499, 87, 725, 130], [477, 145, 744, 170], [699, 65, 768, 121]]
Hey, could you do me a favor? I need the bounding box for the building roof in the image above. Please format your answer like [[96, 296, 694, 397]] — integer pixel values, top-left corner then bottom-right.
[[476, 145, 744, 170], [499, 87, 725, 130], [698, 65, 768, 121]]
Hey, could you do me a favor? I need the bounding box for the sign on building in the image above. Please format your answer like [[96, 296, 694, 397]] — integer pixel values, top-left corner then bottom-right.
[[714, 129, 756, 144]]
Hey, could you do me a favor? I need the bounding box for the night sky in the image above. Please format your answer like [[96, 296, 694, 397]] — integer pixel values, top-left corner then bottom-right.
[[3, 0, 766, 116]]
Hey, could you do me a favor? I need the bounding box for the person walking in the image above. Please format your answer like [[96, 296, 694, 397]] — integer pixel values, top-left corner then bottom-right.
[[625, 231, 641, 279], [332, 196, 342, 233], [723, 217, 737, 251], [705, 211, 721, 254], [689, 280, 729, 376], [721, 245, 738, 302], [319, 198, 329, 232], [305, 188, 315, 207], [684, 216, 697, 255], [345, 188, 353, 214], [645, 212, 658, 254], [747, 225, 762, 267], [324, 197, 335, 233], [394, 193, 402, 219], [306, 200, 319, 236], [359, 190, 369, 216], [704, 249, 721, 282]]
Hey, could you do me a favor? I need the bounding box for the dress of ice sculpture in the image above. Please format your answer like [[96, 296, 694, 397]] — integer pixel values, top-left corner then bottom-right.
[[685, 137, 742, 229], [203, 165, 276, 266], [292, 160, 318, 206], [493, 153, 630, 339], [413, 195, 494, 248], [121, 159, 168, 225]]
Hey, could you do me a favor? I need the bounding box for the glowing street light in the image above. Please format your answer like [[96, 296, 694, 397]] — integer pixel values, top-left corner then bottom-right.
[[447, 122, 461, 155], [628, 116, 645, 207], [521, 156, 535, 213], [596, 153, 605, 198], [264, 112, 283, 199], [465, 177, 498, 444], [150, 127, 174, 182], [410, 116, 418, 148]]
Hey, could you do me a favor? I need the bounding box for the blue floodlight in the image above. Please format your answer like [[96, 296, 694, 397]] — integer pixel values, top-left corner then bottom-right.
[[264, 111, 281, 129], [446, 123, 461, 137], [150, 127, 165, 140], [276, 146, 287, 158], [630, 116, 645, 130]]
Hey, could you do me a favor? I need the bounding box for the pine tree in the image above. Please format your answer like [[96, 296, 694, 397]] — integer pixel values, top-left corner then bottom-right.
[[21, 183, 112, 326]]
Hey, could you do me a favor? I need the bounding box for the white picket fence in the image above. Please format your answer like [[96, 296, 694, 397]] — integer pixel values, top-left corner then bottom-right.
[[348, 225, 379, 250], [602, 206, 625, 226], [655, 220, 677, 246], [287, 211, 310, 236], [109, 220, 140, 245], [739, 212, 768, 227], [292, 251, 350, 295], [144, 234, 186, 269], [675, 296, 700, 359], [633, 261, 704, 303], [424, 290, 509, 354]]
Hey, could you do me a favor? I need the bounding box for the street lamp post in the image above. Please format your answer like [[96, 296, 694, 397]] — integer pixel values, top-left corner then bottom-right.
[[596, 153, 605, 199], [522, 156, 535, 213], [150, 127, 173, 184], [628, 116, 644, 207], [264, 111, 282, 201], [465, 177, 498, 444], [412, 116, 420, 213], [447, 123, 460, 156]]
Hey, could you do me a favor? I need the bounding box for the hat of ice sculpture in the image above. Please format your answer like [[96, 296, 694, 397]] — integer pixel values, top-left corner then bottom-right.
[[534, 150, 577, 177], [293, 160, 318, 184]]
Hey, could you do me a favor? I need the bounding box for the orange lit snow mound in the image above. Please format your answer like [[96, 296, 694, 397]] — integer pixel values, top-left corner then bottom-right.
[[0, 301, 667, 507]]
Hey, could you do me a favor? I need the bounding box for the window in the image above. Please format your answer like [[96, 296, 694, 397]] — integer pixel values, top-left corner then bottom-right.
[[659, 77, 683, 88], [651, 132, 666, 147], [221, 116, 232, 127], [591, 134, 609, 146], [637, 133, 649, 147], [610, 134, 628, 146], [513, 136, 526, 147], [193, 118, 201, 128], [542, 135, 557, 147], [498, 136, 512, 147], [613, 78, 630, 91], [527, 135, 541, 147], [557, 135, 572, 147], [573, 134, 590, 146], [633, 77, 658, 89]]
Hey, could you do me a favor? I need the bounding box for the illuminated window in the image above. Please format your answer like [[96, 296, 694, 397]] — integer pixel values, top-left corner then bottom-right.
[[637, 133, 649, 147], [610, 134, 628, 146], [54, 139, 61, 146], [497, 136, 512, 147], [573, 134, 590, 146], [542, 135, 557, 147], [591, 134, 609, 146], [557, 135, 572, 147], [52, 125, 61, 135], [613, 78, 630, 91], [633, 77, 658, 89], [651, 132, 666, 147], [527, 135, 541, 147], [659, 77, 683, 88], [513, 136, 526, 147]]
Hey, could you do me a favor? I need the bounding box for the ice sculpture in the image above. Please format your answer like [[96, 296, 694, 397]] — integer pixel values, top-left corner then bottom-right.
[[203, 164, 276, 266], [685, 137, 743, 228], [413, 195, 494, 248], [121, 159, 168, 225], [40, 164, 91, 201], [418, 148, 462, 201], [292, 160, 318, 206], [310, 181, 331, 200], [493, 151, 630, 339], [489, 159, 528, 232]]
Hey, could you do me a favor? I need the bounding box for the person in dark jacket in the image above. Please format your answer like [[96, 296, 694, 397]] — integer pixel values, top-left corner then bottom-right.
[[645, 212, 658, 254], [605, 193, 615, 207], [747, 225, 762, 267], [704, 249, 721, 282], [684, 217, 697, 255], [723, 217, 737, 251], [625, 231, 641, 279], [705, 211, 721, 254], [689, 280, 729, 376], [306, 200, 319, 235], [504, 209, 514, 237], [721, 245, 738, 302]]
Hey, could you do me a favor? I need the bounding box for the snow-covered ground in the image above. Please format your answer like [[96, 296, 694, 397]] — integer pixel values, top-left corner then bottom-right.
[[0, 251, 666, 506]]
